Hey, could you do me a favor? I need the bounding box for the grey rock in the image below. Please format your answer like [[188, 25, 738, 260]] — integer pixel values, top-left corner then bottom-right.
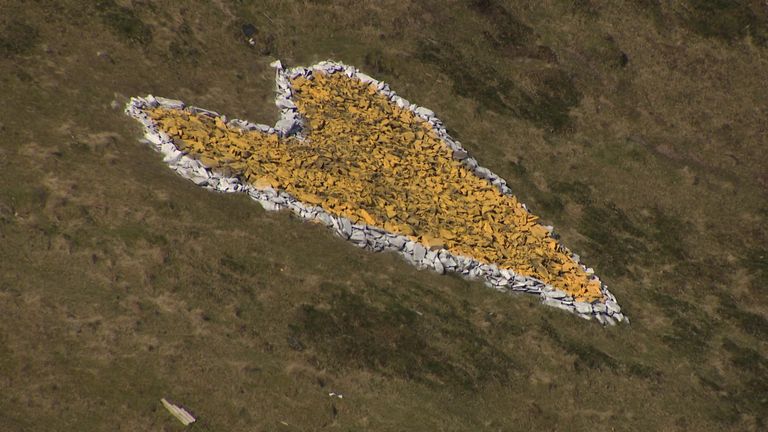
[[259, 200, 282, 211], [356, 72, 374, 84], [414, 106, 434, 118], [413, 243, 427, 262], [606, 300, 621, 315], [440, 255, 457, 269], [452, 149, 468, 160], [474, 166, 492, 179], [276, 97, 296, 110], [544, 289, 567, 299], [387, 236, 406, 250], [350, 229, 367, 244], [425, 250, 437, 261], [542, 298, 575, 312], [433, 258, 445, 274], [155, 97, 184, 110], [189, 106, 220, 117], [316, 212, 333, 226], [339, 218, 352, 238], [574, 302, 593, 314], [592, 302, 607, 314], [275, 118, 301, 136]]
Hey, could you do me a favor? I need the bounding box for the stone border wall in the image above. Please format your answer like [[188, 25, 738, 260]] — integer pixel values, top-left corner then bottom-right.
[[124, 60, 627, 325]]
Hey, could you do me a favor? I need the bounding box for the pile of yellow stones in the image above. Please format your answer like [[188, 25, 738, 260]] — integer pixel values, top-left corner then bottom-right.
[[145, 72, 603, 302]]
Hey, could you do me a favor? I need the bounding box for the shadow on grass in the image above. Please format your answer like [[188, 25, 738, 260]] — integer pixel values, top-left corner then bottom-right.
[[289, 282, 517, 390]]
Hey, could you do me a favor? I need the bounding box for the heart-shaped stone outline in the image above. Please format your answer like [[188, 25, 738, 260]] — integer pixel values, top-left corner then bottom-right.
[[124, 60, 626, 325]]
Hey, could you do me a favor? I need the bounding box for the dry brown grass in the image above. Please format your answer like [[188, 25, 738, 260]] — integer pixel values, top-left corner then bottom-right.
[[1, 0, 767, 430]]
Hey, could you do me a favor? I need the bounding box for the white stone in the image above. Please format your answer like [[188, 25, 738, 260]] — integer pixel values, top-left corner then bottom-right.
[[414, 106, 434, 118], [606, 300, 621, 315], [387, 236, 406, 250], [544, 289, 567, 299], [574, 302, 593, 314], [542, 298, 574, 312], [155, 97, 184, 110], [433, 258, 445, 274], [412, 243, 426, 262]]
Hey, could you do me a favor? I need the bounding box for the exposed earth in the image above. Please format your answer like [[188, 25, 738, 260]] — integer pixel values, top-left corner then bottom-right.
[[1, 1, 767, 431]]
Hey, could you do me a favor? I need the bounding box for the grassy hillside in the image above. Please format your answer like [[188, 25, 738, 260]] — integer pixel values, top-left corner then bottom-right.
[[0, 0, 766, 430]]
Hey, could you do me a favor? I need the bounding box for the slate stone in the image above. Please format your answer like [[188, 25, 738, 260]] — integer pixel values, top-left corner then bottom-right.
[[339, 218, 352, 238], [350, 229, 366, 244], [356, 72, 374, 84], [414, 106, 434, 118], [542, 298, 575, 312], [155, 97, 184, 110], [433, 258, 445, 274], [387, 236, 406, 250], [606, 300, 621, 315], [413, 243, 427, 262], [474, 166, 492, 179], [544, 289, 567, 299], [574, 302, 593, 314], [452, 149, 468, 160], [317, 212, 333, 226]]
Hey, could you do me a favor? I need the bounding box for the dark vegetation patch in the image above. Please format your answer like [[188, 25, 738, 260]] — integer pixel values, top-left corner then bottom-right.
[[681, 0, 768, 45], [95, 0, 153, 45], [540, 320, 662, 380], [719, 339, 768, 427], [168, 22, 201, 64], [630, 0, 667, 29], [584, 33, 629, 69], [550, 180, 592, 205], [578, 203, 648, 278], [506, 164, 691, 280], [110, 223, 168, 248], [717, 293, 768, 340], [0, 20, 39, 58], [742, 245, 768, 291], [289, 283, 516, 389], [236, 21, 276, 56], [469, 0, 537, 56], [574, 197, 691, 278], [650, 292, 715, 359], [363, 49, 398, 78], [416, 5, 581, 133]]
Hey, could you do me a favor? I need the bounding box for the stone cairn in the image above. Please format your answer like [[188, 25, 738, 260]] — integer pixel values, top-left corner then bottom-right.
[[124, 60, 627, 325]]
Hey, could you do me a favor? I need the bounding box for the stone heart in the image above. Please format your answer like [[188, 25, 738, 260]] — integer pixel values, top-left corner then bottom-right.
[[125, 61, 626, 323]]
